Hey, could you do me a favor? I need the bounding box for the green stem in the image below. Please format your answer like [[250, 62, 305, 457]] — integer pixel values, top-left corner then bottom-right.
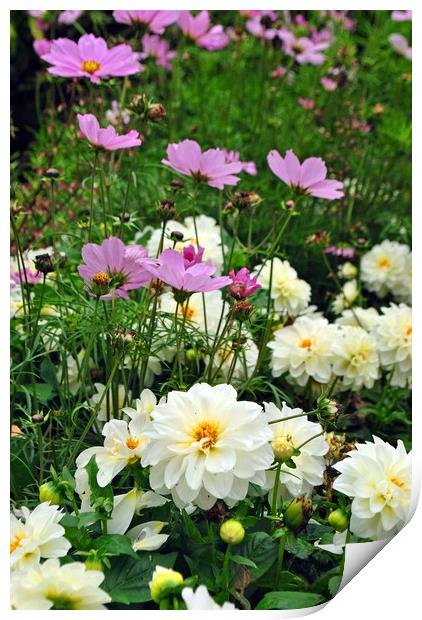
[[88, 150, 99, 242], [271, 462, 282, 516]]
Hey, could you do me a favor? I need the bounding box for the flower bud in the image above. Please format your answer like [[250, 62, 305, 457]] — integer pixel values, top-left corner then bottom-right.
[[33, 253, 54, 275], [283, 496, 313, 533], [285, 199, 296, 210], [231, 191, 261, 211], [271, 433, 295, 463], [44, 167, 60, 179], [170, 179, 184, 192], [170, 230, 184, 243], [220, 519, 245, 544], [157, 199, 176, 222], [328, 509, 349, 532], [31, 413, 44, 424], [147, 103, 166, 121], [39, 481, 63, 505], [338, 261, 358, 280], [149, 566, 184, 603], [85, 551, 104, 572], [232, 300, 254, 321]]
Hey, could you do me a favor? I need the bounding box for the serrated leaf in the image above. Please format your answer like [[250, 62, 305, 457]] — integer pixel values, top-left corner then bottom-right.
[[256, 591, 325, 610], [284, 531, 315, 559], [95, 534, 139, 559], [236, 532, 278, 580]]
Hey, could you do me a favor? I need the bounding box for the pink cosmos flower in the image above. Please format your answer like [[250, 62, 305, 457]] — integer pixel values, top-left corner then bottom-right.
[[246, 14, 278, 40], [42, 33, 143, 83], [78, 237, 155, 300], [240, 10, 277, 19], [33, 38, 52, 58], [27, 10, 49, 31], [140, 34, 176, 70], [298, 98, 315, 110], [146, 248, 231, 296], [162, 140, 242, 190], [229, 268, 261, 299], [389, 33, 412, 60], [321, 77, 338, 91], [113, 10, 180, 34], [10, 267, 42, 286], [280, 32, 329, 64], [391, 10, 412, 21], [267, 149, 344, 200], [178, 11, 229, 50], [58, 10, 83, 25], [324, 246, 355, 259], [272, 65, 287, 79], [182, 245, 205, 268], [223, 150, 257, 176], [77, 114, 141, 151]]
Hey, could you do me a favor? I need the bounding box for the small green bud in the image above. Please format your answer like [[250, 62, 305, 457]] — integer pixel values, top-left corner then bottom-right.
[[271, 433, 295, 463], [284, 497, 313, 533], [149, 566, 184, 603], [39, 481, 63, 505], [328, 509, 349, 533], [219, 519, 245, 545]]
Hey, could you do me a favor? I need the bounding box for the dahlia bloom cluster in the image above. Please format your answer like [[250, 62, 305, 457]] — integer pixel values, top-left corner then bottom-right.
[[256, 257, 311, 316], [360, 240, 411, 303], [371, 303, 412, 388]]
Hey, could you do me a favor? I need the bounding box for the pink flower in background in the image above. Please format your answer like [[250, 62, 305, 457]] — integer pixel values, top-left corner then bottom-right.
[[178, 11, 229, 50], [105, 101, 131, 126], [324, 246, 356, 259], [27, 10, 49, 31], [223, 150, 257, 176], [391, 10, 412, 21], [42, 33, 143, 83], [33, 39, 51, 58], [229, 268, 261, 299], [311, 28, 333, 44], [240, 10, 277, 19], [321, 77, 338, 91], [280, 32, 329, 64], [389, 34, 412, 60], [58, 10, 83, 25], [246, 13, 278, 40], [10, 267, 42, 287], [141, 34, 176, 70], [298, 98, 315, 110], [272, 65, 287, 79], [183, 245, 205, 268], [162, 140, 242, 190], [267, 149, 344, 200], [113, 10, 179, 34], [77, 114, 142, 150], [78, 237, 155, 300], [147, 248, 231, 294]]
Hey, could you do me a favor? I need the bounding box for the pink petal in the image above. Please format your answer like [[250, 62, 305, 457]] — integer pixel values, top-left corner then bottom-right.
[[267, 149, 290, 185], [299, 157, 327, 188]]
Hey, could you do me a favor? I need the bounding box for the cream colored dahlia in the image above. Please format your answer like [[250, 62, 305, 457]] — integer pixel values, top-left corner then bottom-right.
[[360, 240, 411, 299], [371, 303, 412, 388], [333, 436, 411, 540], [255, 257, 311, 316], [335, 306, 380, 331], [332, 325, 380, 390]]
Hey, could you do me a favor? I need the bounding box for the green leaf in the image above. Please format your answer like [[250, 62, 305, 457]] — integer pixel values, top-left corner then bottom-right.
[[230, 554, 257, 569], [284, 531, 315, 559], [35, 382, 54, 404], [85, 456, 114, 514], [236, 532, 278, 580], [95, 534, 139, 559], [102, 552, 177, 604], [181, 509, 203, 543], [63, 524, 93, 551], [256, 591, 325, 610], [328, 575, 342, 597]]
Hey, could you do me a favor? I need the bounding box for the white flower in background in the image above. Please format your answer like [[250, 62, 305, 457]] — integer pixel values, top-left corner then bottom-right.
[[74, 467, 92, 513], [10, 502, 71, 571], [122, 388, 166, 420], [141, 383, 273, 509], [57, 351, 88, 395], [332, 326, 380, 390], [182, 585, 236, 610], [333, 436, 411, 540], [10, 284, 29, 318], [160, 289, 226, 335], [108, 487, 168, 534], [371, 303, 412, 388], [393, 252, 411, 304], [360, 240, 411, 299], [335, 307, 380, 331], [144, 214, 225, 270], [332, 279, 359, 314], [76, 414, 149, 487], [127, 521, 169, 551], [338, 261, 358, 280], [105, 99, 130, 125], [211, 329, 258, 380], [10, 558, 111, 610], [264, 402, 328, 497], [88, 382, 129, 424], [268, 316, 335, 386], [256, 258, 311, 316]]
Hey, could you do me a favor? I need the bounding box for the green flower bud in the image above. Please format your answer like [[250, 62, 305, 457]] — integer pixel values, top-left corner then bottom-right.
[[219, 519, 245, 545], [149, 566, 184, 603], [39, 481, 63, 506], [284, 497, 313, 533], [85, 558, 104, 572], [271, 433, 295, 463], [328, 509, 349, 533]]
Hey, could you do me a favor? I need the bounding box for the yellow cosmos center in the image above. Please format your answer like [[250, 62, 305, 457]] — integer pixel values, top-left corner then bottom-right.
[[299, 338, 312, 351], [126, 437, 140, 451], [10, 532, 26, 554], [92, 271, 110, 287], [193, 420, 220, 451], [179, 304, 195, 320], [82, 60, 101, 74], [378, 258, 390, 268]]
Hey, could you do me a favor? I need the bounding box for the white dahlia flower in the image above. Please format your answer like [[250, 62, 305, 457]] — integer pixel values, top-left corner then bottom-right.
[[255, 257, 311, 316], [141, 383, 273, 509], [393, 251, 411, 304], [127, 521, 169, 552], [268, 316, 335, 386], [360, 240, 411, 299], [264, 402, 328, 497], [159, 289, 226, 335], [371, 303, 412, 388], [10, 502, 71, 572], [108, 488, 168, 535], [332, 325, 380, 390], [182, 585, 236, 610], [11, 558, 111, 610], [88, 382, 129, 425], [335, 307, 380, 331], [333, 436, 411, 540]]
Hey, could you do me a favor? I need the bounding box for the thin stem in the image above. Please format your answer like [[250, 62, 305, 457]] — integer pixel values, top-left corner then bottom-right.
[[88, 150, 99, 242], [271, 462, 282, 516]]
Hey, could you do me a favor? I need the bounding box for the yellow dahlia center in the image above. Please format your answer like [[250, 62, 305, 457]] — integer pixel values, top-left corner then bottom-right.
[[10, 532, 26, 554], [82, 60, 101, 74], [92, 271, 110, 287], [193, 420, 220, 451], [390, 477, 405, 489], [378, 258, 390, 268], [299, 338, 312, 351], [126, 437, 140, 451], [179, 304, 195, 320], [405, 325, 412, 336]]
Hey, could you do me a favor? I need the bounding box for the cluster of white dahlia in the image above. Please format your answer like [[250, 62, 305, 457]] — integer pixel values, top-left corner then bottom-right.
[[371, 303, 412, 388], [335, 306, 380, 331], [144, 214, 224, 270], [332, 325, 380, 390], [255, 257, 311, 316], [360, 240, 411, 303], [333, 436, 411, 540]]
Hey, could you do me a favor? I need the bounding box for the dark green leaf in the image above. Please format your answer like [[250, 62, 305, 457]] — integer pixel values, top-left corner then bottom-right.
[[256, 591, 325, 610]]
